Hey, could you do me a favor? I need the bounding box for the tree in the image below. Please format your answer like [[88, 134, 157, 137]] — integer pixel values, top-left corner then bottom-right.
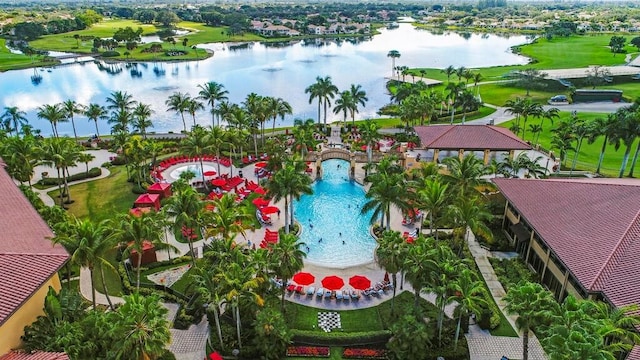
[[445, 82, 466, 124], [53, 218, 116, 310], [111, 293, 171, 360], [358, 119, 382, 173], [448, 196, 493, 254], [78, 152, 95, 176], [387, 50, 401, 77], [516, 68, 548, 96], [609, 35, 627, 56], [84, 103, 107, 138], [265, 96, 292, 135], [106, 91, 136, 113], [375, 230, 407, 315], [304, 81, 322, 125], [441, 155, 488, 196], [266, 157, 312, 233], [37, 103, 66, 138], [268, 233, 306, 312], [40, 137, 79, 206], [631, 36, 640, 51], [253, 306, 292, 359], [1, 136, 40, 186], [310, 76, 338, 126], [163, 184, 204, 266], [193, 266, 226, 350], [155, 10, 181, 27], [362, 171, 409, 231], [166, 92, 191, 132], [608, 108, 640, 177], [1, 106, 27, 137], [198, 81, 228, 127], [187, 98, 205, 127], [586, 114, 617, 174], [441, 65, 456, 83], [448, 269, 487, 350], [333, 90, 353, 127], [347, 84, 368, 125], [417, 177, 449, 238], [203, 192, 250, 242], [504, 281, 558, 360], [387, 314, 432, 360], [131, 103, 154, 139]]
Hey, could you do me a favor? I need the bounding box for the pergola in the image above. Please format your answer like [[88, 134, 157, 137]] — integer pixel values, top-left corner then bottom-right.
[[413, 125, 531, 165]]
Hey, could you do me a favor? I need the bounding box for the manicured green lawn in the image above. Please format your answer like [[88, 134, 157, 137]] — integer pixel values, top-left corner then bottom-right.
[[287, 347, 344, 360], [500, 112, 640, 177], [176, 21, 264, 44], [92, 249, 124, 297], [0, 38, 58, 71], [286, 300, 383, 332], [48, 166, 139, 222]]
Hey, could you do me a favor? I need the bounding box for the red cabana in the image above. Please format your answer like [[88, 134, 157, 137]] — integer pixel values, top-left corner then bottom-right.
[[134, 193, 161, 211], [147, 182, 172, 199], [321, 276, 344, 290], [129, 240, 157, 267], [349, 275, 371, 290]]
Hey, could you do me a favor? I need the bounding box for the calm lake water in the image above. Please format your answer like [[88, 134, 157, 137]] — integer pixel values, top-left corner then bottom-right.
[[1, 24, 530, 136]]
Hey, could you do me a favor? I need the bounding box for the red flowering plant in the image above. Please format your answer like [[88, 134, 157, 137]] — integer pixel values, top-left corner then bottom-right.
[[342, 348, 388, 359], [286, 346, 330, 357]]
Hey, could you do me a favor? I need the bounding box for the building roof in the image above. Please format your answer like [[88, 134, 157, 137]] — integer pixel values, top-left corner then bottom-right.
[[414, 125, 531, 151], [0, 352, 68, 360], [0, 162, 68, 326], [493, 178, 640, 309]]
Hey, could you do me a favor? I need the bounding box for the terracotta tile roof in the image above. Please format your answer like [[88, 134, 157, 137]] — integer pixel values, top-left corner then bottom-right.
[[0, 352, 68, 360], [414, 125, 531, 150], [0, 163, 69, 326], [493, 178, 640, 309]]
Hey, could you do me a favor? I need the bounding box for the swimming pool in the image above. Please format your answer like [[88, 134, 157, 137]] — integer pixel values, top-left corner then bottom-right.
[[294, 159, 376, 268], [169, 164, 217, 181]]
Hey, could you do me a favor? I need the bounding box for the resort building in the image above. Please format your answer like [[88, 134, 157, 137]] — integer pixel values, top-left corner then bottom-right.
[[411, 125, 531, 168], [0, 162, 69, 356], [493, 177, 640, 358]]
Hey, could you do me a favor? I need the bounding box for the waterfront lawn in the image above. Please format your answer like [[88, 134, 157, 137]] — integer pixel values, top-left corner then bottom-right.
[[500, 112, 640, 177], [478, 82, 563, 106], [0, 38, 58, 71], [175, 21, 264, 44], [30, 19, 159, 53], [47, 166, 138, 222]]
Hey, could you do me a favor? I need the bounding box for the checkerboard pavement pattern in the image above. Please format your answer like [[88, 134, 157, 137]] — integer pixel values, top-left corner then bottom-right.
[[318, 311, 341, 332]]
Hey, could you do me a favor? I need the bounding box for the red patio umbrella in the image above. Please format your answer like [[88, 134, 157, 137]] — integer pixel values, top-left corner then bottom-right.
[[211, 178, 227, 187], [254, 186, 266, 195], [209, 352, 223, 360], [293, 272, 315, 286], [321, 275, 344, 291], [252, 197, 270, 207], [349, 275, 371, 290], [255, 161, 267, 168], [261, 206, 279, 214], [203, 170, 217, 176]]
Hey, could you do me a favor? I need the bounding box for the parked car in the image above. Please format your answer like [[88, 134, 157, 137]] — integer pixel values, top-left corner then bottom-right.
[[550, 95, 568, 103]]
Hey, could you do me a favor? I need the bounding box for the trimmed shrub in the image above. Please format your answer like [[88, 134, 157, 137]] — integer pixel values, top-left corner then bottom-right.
[[38, 167, 101, 186], [102, 50, 121, 57], [291, 330, 391, 347]]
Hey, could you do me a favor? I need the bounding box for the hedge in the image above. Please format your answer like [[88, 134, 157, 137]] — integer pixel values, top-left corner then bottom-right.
[[291, 330, 392, 347], [38, 167, 102, 186]]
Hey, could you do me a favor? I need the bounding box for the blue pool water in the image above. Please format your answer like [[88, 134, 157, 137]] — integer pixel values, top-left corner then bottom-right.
[[294, 159, 376, 267]]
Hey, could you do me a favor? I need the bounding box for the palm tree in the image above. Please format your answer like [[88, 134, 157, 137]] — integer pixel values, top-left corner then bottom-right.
[[417, 178, 449, 239], [165, 92, 191, 132], [569, 120, 590, 175], [106, 90, 136, 113], [1, 106, 27, 137], [84, 103, 108, 139], [472, 73, 484, 95], [504, 281, 558, 360], [304, 81, 322, 125], [608, 108, 640, 177], [505, 97, 525, 131], [587, 301, 640, 355], [40, 137, 80, 205], [387, 50, 401, 77], [333, 90, 353, 127], [348, 84, 368, 125], [37, 103, 66, 138], [181, 125, 212, 185], [375, 230, 407, 315], [290, 118, 318, 157], [441, 155, 488, 196], [198, 81, 228, 127], [243, 92, 267, 153], [78, 152, 95, 176], [586, 114, 617, 175], [1, 136, 40, 186], [203, 193, 250, 242], [362, 171, 409, 231], [108, 109, 133, 134], [266, 157, 312, 233], [358, 120, 382, 173], [62, 99, 84, 141], [193, 265, 226, 349], [445, 82, 466, 124], [268, 233, 306, 312], [162, 184, 204, 266], [187, 98, 205, 128], [519, 99, 544, 140], [441, 65, 456, 83], [112, 293, 171, 360], [129, 103, 153, 139], [265, 96, 292, 135], [404, 235, 438, 309], [314, 76, 338, 126], [53, 217, 116, 309], [455, 66, 467, 82], [448, 196, 493, 254], [528, 124, 543, 145], [448, 269, 487, 350]]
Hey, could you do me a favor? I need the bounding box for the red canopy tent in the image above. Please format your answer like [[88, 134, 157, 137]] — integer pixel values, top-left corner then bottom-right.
[[147, 182, 172, 199], [321, 276, 344, 290], [349, 275, 371, 290], [293, 272, 315, 286], [134, 193, 161, 211]]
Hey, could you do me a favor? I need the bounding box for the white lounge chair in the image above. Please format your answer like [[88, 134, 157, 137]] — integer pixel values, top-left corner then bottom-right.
[[342, 290, 350, 301], [336, 291, 343, 300], [324, 290, 332, 299], [307, 287, 315, 296], [316, 287, 324, 297]]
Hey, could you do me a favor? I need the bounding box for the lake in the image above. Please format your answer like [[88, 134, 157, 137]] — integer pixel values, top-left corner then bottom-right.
[[0, 24, 530, 136]]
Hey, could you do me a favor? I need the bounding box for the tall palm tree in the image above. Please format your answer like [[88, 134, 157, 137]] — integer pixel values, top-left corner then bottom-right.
[[180, 125, 212, 185], [445, 82, 466, 124], [348, 84, 368, 125], [362, 171, 409, 231], [308, 76, 338, 126], [1, 136, 40, 186], [268, 232, 306, 312], [187, 98, 205, 127], [442, 155, 488, 196], [41, 137, 80, 205], [243, 92, 267, 153], [417, 177, 449, 238], [472, 72, 484, 95], [203, 193, 250, 242], [441, 65, 456, 83], [358, 119, 382, 173], [37, 103, 66, 138], [106, 90, 136, 113], [504, 281, 558, 360], [448, 195, 493, 254], [455, 66, 467, 82], [333, 90, 353, 127], [387, 50, 401, 77], [375, 230, 407, 315], [208, 126, 227, 175], [1, 106, 27, 137], [266, 157, 313, 233], [62, 99, 85, 141], [404, 235, 438, 309], [304, 81, 322, 125], [198, 81, 228, 127], [265, 96, 292, 135], [131, 103, 154, 139], [519, 99, 544, 140], [108, 109, 133, 134], [162, 184, 203, 266], [586, 114, 617, 175], [505, 97, 526, 131], [165, 92, 191, 132], [609, 109, 640, 178], [290, 118, 318, 157], [53, 217, 116, 309], [84, 103, 108, 139], [193, 266, 226, 349], [448, 269, 487, 350]]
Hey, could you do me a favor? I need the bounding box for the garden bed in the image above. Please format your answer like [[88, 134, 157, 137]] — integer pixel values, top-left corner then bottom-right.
[[286, 346, 330, 357]]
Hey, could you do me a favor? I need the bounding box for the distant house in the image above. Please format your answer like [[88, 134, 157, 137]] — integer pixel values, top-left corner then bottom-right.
[[0, 160, 69, 355]]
